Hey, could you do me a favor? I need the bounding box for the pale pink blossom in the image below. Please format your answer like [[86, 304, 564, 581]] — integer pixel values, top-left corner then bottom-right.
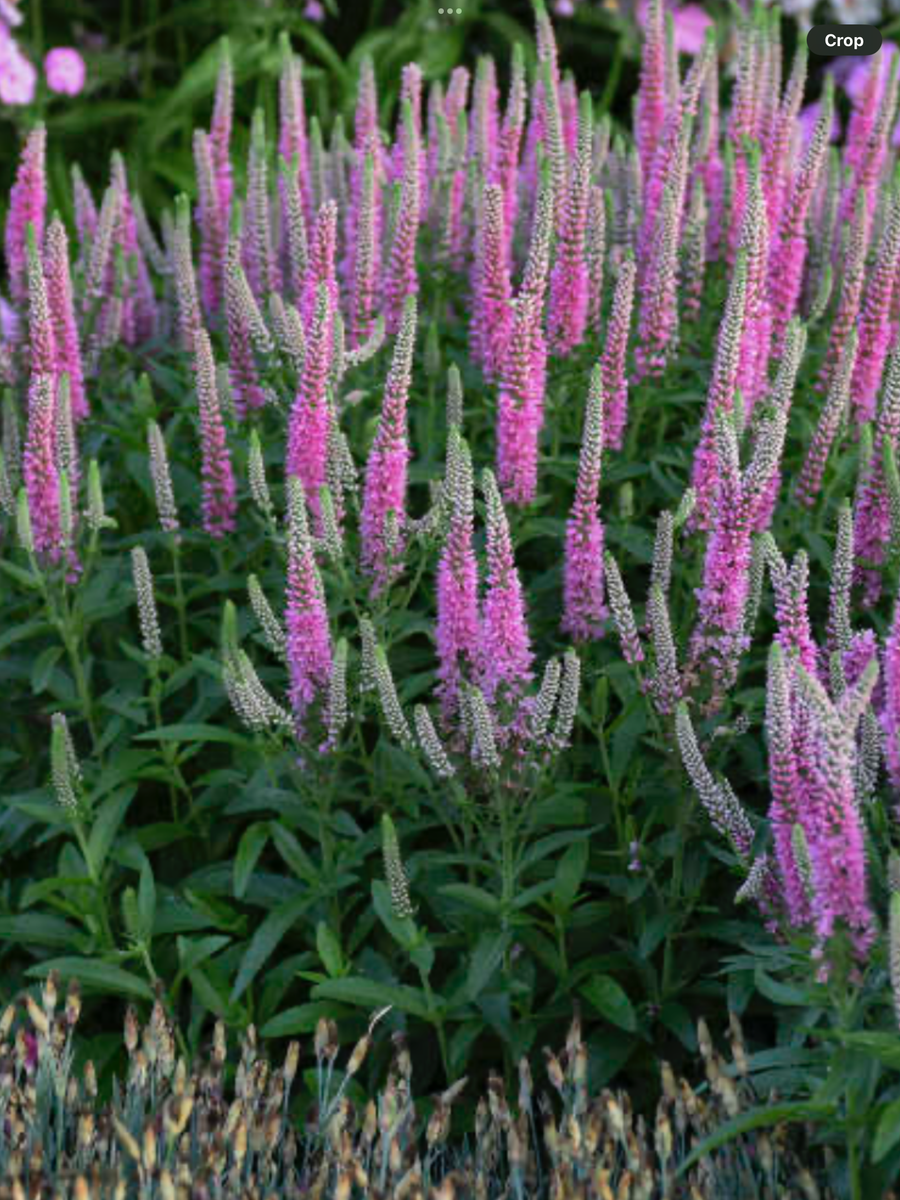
[[44, 47, 86, 96]]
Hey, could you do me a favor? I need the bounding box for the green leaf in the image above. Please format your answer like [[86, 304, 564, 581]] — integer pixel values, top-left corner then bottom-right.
[[372, 879, 418, 950], [260, 1001, 352, 1038], [31, 645, 63, 695], [87, 787, 136, 877], [312, 977, 433, 1021], [581, 974, 637, 1032], [0, 619, 52, 653], [0, 913, 82, 948], [833, 1031, 900, 1070], [230, 893, 313, 1003], [467, 931, 510, 1002], [138, 860, 156, 941], [753, 967, 810, 1007], [873, 1098, 900, 1163], [316, 922, 344, 978], [676, 1102, 836, 1176], [134, 723, 252, 747], [26, 958, 154, 999], [176, 935, 231, 975], [269, 824, 318, 884], [233, 822, 270, 899], [553, 841, 589, 909], [439, 883, 501, 916]]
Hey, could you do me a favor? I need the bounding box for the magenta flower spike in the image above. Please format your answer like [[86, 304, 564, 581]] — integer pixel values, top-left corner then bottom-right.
[[689, 326, 802, 704], [562, 365, 606, 642], [496, 44, 526, 263], [767, 87, 832, 352], [194, 328, 236, 538], [766, 642, 814, 930], [470, 55, 501, 186], [349, 152, 381, 350], [383, 102, 421, 337], [241, 109, 281, 302], [26, 224, 56, 393], [109, 153, 157, 346], [435, 431, 480, 720], [287, 283, 333, 527], [479, 467, 533, 707], [853, 346, 900, 606], [798, 663, 876, 962], [285, 476, 333, 742], [635, 0, 667, 183], [734, 144, 770, 418], [5, 126, 47, 310], [23, 374, 61, 563], [602, 252, 636, 453], [360, 296, 417, 590], [818, 190, 869, 396], [725, 19, 762, 261], [760, 45, 807, 238], [70, 164, 97, 268], [634, 182, 681, 381], [850, 174, 900, 428], [690, 248, 748, 531], [209, 40, 234, 222], [224, 238, 268, 419], [194, 129, 229, 319], [470, 182, 511, 380], [548, 90, 592, 357], [391, 64, 424, 190], [496, 164, 554, 506], [884, 595, 900, 796], [43, 218, 86, 423], [301, 201, 339, 331], [171, 194, 203, 355], [279, 43, 312, 231]]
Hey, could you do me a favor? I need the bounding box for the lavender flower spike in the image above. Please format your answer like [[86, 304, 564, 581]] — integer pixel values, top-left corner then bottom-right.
[[562, 365, 606, 642], [480, 467, 533, 707], [4, 126, 46, 308], [285, 476, 332, 743], [193, 328, 236, 538], [361, 295, 417, 590]]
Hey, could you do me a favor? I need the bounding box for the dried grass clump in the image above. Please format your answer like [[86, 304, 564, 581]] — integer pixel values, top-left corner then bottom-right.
[[0, 974, 833, 1199]]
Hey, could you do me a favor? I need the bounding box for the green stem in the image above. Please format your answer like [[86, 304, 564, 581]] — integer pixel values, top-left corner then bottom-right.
[[171, 535, 189, 661]]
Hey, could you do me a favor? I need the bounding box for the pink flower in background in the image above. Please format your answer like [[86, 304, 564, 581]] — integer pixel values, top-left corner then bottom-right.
[[44, 47, 86, 96], [0, 24, 36, 105], [0, 0, 23, 27], [0, 295, 18, 341], [303, 0, 325, 21], [637, 0, 713, 54]]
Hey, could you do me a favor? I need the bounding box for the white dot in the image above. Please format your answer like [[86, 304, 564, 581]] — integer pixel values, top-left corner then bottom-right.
[[438, 7, 443, 12]]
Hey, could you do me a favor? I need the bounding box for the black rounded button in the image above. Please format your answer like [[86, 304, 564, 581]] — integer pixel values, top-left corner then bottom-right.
[[807, 25, 883, 56]]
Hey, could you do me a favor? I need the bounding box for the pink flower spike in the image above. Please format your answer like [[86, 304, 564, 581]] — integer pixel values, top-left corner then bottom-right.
[[4, 126, 46, 308], [0, 30, 37, 106], [479, 468, 533, 706], [883, 595, 900, 797], [285, 476, 333, 742], [562, 366, 606, 643], [193, 328, 236, 538], [287, 282, 334, 528], [435, 431, 480, 720], [361, 295, 417, 590], [44, 48, 86, 96], [43, 217, 86, 422]]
